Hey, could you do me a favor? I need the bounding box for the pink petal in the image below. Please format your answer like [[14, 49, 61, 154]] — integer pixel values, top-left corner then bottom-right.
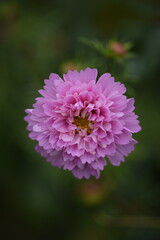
[[115, 129, 132, 145], [108, 152, 125, 166]]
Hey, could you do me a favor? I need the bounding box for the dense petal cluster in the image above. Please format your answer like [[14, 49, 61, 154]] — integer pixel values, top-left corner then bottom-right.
[[25, 68, 141, 179]]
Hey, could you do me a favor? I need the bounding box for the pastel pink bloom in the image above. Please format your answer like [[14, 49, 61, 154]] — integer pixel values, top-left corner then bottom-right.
[[25, 68, 141, 179]]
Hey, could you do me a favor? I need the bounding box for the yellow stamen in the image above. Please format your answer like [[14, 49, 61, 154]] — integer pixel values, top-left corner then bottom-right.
[[73, 116, 93, 134]]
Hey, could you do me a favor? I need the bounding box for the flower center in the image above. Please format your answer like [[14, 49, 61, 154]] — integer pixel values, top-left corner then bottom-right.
[[73, 116, 92, 134]]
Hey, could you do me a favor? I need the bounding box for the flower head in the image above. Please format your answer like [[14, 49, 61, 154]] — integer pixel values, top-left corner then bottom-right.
[[25, 68, 141, 179]]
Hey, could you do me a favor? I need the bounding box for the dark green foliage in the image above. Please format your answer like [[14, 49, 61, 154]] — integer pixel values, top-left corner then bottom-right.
[[1, 0, 160, 239]]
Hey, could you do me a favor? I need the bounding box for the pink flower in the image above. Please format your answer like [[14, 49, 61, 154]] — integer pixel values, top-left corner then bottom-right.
[[25, 68, 141, 179]]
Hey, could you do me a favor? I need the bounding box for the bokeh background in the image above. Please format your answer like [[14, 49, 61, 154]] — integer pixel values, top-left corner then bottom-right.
[[1, 0, 160, 239]]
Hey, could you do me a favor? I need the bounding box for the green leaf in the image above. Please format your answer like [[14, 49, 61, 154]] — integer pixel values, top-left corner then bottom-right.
[[78, 37, 107, 57]]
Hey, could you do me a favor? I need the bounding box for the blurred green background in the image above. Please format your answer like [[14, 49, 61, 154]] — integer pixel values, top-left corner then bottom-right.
[[1, 0, 160, 239]]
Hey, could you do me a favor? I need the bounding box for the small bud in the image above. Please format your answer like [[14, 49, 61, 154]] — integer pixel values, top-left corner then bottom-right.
[[107, 40, 133, 61], [110, 42, 127, 56], [60, 61, 81, 73], [77, 181, 105, 206]]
